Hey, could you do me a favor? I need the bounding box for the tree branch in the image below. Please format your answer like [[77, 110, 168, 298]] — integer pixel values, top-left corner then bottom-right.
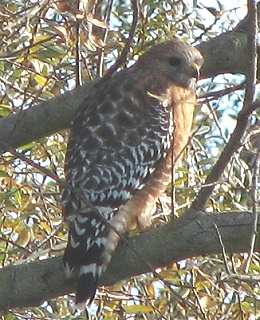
[[198, 1, 260, 79], [0, 84, 94, 153], [0, 211, 259, 312], [0, 8, 260, 153], [190, 100, 260, 211]]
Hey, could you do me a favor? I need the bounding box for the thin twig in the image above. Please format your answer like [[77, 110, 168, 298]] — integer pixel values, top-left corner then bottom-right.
[[0, 236, 32, 254], [0, 35, 55, 60], [1, 143, 65, 187], [214, 224, 231, 274], [97, 0, 139, 84], [244, 0, 257, 106], [97, 0, 114, 77], [244, 151, 260, 272], [243, 0, 259, 273], [191, 269, 207, 320], [198, 82, 246, 102], [190, 100, 260, 212], [75, 21, 82, 86]]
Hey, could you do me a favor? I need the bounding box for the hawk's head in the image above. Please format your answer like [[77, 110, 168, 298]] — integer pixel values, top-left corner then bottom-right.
[[137, 39, 203, 90]]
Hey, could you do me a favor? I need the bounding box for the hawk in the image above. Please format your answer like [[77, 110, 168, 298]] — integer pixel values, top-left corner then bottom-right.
[[62, 39, 203, 308]]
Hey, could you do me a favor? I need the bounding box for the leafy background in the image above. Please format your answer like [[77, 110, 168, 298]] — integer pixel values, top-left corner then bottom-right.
[[0, 0, 259, 319]]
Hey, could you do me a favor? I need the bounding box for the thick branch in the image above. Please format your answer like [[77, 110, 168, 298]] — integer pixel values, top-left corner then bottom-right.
[[198, 1, 260, 79], [0, 211, 259, 312], [0, 9, 259, 152], [0, 83, 94, 153]]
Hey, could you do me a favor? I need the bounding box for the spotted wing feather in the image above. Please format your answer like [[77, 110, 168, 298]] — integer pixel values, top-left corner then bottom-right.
[[62, 75, 173, 306]]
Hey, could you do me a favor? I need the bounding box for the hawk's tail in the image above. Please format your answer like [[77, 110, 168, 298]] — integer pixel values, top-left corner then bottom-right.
[[63, 206, 127, 309]]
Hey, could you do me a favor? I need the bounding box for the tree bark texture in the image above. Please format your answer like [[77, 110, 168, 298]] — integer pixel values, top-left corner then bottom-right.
[[0, 211, 259, 312]]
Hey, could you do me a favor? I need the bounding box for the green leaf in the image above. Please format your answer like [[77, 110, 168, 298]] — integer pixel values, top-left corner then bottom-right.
[[0, 104, 13, 116], [17, 142, 36, 152]]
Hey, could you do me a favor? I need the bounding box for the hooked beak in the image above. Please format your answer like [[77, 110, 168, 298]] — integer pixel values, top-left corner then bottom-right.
[[191, 63, 200, 80]]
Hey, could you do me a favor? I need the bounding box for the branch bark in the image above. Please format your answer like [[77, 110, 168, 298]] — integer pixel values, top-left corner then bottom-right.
[[190, 100, 260, 211], [0, 7, 259, 153], [0, 211, 259, 312]]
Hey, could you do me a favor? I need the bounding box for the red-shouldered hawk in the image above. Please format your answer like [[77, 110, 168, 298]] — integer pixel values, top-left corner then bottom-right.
[[62, 39, 203, 308]]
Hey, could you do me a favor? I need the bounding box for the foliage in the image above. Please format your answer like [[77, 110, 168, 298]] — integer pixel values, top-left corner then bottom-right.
[[0, 0, 259, 319]]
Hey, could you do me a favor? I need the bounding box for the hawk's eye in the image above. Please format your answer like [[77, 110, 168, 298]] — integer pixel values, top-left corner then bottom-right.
[[169, 57, 181, 66]]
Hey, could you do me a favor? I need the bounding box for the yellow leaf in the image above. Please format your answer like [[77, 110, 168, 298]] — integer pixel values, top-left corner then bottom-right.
[[14, 220, 31, 247], [34, 35, 52, 43], [124, 305, 154, 314], [29, 35, 52, 53], [40, 221, 51, 233], [147, 283, 155, 298], [89, 35, 105, 48], [34, 74, 47, 86], [15, 227, 31, 247], [199, 295, 216, 310]]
